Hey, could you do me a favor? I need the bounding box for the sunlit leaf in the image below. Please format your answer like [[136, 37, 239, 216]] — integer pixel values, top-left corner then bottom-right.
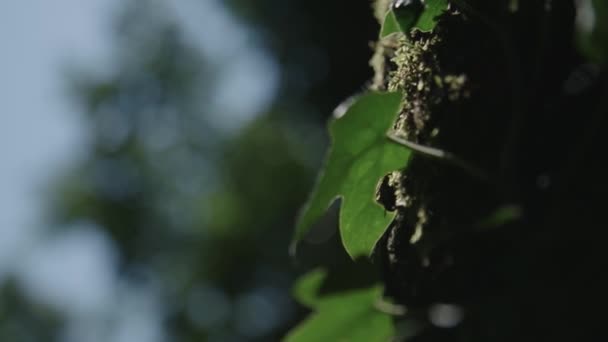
[[285, 270, 394, 342], [381, 5, 421, 37], [380, 0, 448, 37], [416, 0, 449, 32], [292, 92, 411, 258]]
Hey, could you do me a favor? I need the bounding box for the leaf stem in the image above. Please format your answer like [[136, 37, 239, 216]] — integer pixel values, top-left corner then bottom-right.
[[387, 133, 490, 183]]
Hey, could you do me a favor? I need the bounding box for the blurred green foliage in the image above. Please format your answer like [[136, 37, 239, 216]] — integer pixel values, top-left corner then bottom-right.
[[0, 0, 378, 341], [49, 2, 318, 340], [578, 0, 608, 65]]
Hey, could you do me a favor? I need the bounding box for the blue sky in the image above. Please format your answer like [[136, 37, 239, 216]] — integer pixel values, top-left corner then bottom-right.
[[0, 0, 116, 279]]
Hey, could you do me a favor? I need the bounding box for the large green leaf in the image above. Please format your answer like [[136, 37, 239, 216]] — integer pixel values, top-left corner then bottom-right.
[[380, 0, 448, 37], [292, 92, 410, 258], [285, 270, 394, 342]]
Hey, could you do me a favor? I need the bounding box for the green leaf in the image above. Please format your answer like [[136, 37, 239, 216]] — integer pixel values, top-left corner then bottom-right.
[[380, 0, 448, 37], [293, 268, 327, 308], [292, 92, 411, 258], [416, 0, 449, 32], [380, 6, 421, 38], [285, 270, 394, 342]]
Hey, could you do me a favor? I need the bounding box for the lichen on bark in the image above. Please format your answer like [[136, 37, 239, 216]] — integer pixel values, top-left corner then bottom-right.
[[388, 32, 442, 142]]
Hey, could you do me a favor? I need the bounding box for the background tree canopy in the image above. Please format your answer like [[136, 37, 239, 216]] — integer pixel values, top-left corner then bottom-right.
[[1, 0, 376, 340]]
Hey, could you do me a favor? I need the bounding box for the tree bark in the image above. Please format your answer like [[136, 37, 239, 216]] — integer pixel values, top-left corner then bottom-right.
[[371, 1, 608, 340]]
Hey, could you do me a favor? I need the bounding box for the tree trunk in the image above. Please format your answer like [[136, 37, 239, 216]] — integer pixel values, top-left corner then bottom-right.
[[372, 1, 608, 340]]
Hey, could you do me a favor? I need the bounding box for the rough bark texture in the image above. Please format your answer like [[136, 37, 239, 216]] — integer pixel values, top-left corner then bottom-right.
[[371, 1, 608, 340]]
